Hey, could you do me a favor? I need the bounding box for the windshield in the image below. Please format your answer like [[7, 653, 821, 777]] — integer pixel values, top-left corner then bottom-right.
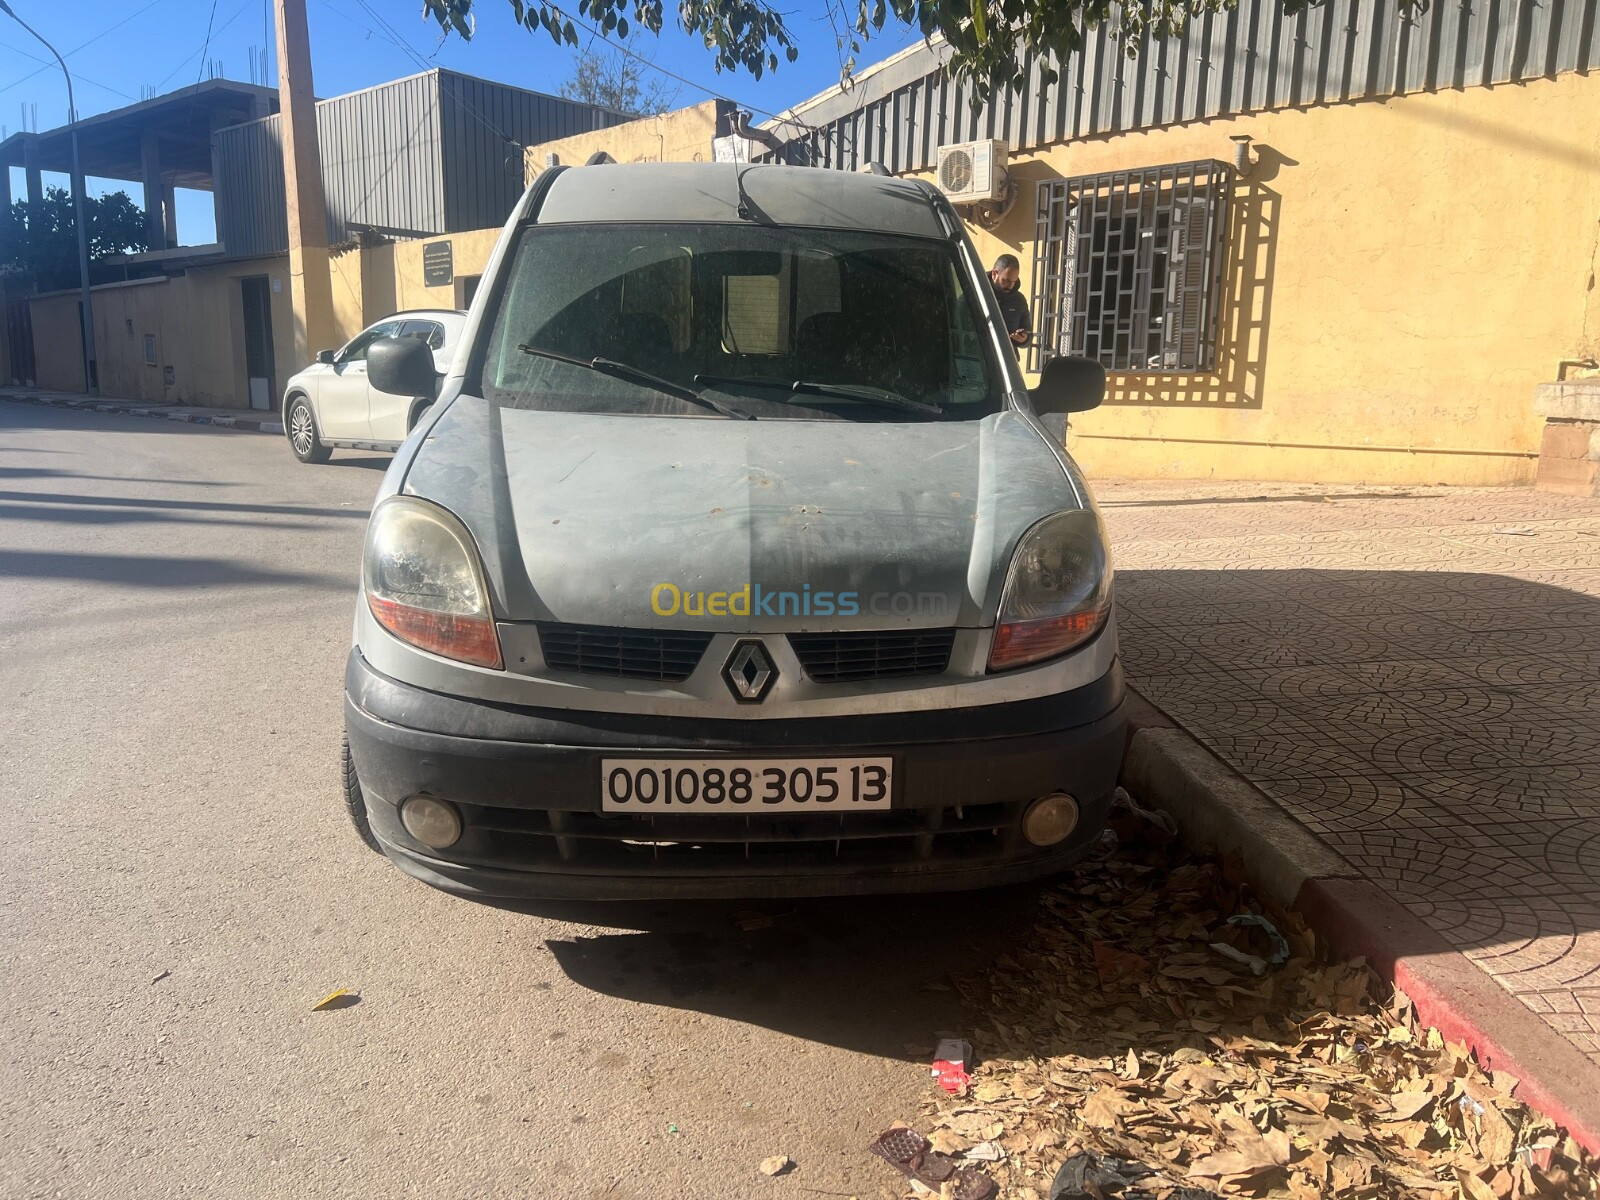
[[478, 223, 1001, 421]]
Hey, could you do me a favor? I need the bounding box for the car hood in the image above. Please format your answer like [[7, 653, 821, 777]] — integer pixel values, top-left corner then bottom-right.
[[401, 396, 1087, 630]]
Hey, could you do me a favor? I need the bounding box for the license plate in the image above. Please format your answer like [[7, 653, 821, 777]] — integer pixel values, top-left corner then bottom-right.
[[600, 758, 893, 814]]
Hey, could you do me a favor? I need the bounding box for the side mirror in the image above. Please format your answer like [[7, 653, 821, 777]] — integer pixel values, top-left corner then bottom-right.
[[368, 336, 439, 400], [1030, 355, 1105, 416], [315, 349, 337, 365]]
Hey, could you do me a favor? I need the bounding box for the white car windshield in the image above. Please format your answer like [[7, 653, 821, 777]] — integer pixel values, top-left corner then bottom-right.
[[478, 223, 1002, 421]]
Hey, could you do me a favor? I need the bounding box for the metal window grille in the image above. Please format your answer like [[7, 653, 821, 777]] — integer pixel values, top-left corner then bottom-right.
[[1029, 160, 1232, 374]]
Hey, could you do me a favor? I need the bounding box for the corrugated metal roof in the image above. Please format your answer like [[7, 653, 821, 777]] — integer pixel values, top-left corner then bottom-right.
[[765, 0, 1600, 172], [213, 69, 635, 258]]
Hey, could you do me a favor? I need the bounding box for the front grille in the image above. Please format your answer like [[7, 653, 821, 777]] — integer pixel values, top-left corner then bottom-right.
[[788, 629, 957, 683], [538, 623, 713, 682], [453, 801, 1023, 872]]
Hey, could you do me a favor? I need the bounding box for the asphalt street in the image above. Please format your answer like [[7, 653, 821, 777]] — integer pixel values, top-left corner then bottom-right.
[[0, 401, 1044, 1200]]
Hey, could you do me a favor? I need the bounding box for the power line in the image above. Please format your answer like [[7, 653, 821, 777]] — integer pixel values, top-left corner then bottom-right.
[[0, 40, 136, 101], [153, 0, 251, 91], [551, 11, 835, 148], [195, 0, 222, 86], [0, 0, 176, 98]]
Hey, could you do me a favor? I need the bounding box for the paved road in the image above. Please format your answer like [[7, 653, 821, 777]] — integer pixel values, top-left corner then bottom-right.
[[0, 402, 1045, 1199]]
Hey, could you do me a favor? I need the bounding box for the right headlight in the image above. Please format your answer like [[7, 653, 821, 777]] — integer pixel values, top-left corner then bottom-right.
[[987, 509, 1112, 672], [364, 496, 503, 670]]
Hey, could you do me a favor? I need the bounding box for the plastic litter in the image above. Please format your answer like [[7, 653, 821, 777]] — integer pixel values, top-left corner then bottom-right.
[[931, 1037, 973, 1095], [1109, 786, 1179, 840], [1208, 914, 1291, 976], [1049, 1150, 1218, 1200]]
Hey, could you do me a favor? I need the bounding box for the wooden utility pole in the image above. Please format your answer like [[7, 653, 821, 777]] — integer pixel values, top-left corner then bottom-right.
[[274, 0, 337, 365]]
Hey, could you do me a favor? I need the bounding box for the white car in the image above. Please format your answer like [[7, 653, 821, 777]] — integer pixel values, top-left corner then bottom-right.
[[283, 309, 467, 463]]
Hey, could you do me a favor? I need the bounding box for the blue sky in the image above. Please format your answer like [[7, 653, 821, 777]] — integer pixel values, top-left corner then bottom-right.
[[3, 0, 920, 243]]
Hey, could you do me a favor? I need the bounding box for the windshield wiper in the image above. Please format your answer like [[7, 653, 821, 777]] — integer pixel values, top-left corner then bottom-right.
[[518, 345, 754, 420], [694, 374, 942, 417]]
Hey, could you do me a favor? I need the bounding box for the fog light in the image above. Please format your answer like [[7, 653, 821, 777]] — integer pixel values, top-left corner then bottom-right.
[[1022, 793, 1080, 847], [401, 795, 462, 849]]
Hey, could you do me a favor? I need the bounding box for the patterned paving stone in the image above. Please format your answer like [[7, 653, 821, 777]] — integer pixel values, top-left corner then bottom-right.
[[1099, 481, 1600, 1068], [1255, 774, 1421, 834], [1383, 766, 1600, 821]]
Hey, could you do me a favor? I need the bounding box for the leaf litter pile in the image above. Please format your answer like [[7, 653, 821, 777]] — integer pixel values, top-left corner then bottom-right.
[[909, 823, 1598, 1200]]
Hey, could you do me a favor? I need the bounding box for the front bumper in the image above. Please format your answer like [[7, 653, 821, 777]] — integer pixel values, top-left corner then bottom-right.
[[345, 649, 1128, 899]]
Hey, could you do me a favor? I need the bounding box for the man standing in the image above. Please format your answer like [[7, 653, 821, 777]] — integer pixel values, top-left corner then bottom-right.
[[989, 254, 1032, 349]]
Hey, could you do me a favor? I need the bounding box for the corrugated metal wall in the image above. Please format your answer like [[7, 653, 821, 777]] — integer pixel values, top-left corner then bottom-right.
[[770, 0, 1600, 172], [213, 69, 635, 258], [213, 119, 289, 260], [319, 72, 447, 245], [438, 70, 633, 232]]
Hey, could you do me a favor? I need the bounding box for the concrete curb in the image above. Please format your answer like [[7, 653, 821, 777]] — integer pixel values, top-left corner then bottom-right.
[[1120, 711, 1600, 1155], [0, 391, 283, 436]]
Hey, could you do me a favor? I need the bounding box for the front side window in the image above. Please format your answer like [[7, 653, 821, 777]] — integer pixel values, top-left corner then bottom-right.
[[399, 319, 446, 350], [478, 223, 1000, 421], [339, 320, 402, 363]]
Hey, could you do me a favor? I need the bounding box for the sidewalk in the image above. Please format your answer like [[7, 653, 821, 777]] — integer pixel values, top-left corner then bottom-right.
[[0, 387, 283, 434], [1099, 478, 1600, 1144]]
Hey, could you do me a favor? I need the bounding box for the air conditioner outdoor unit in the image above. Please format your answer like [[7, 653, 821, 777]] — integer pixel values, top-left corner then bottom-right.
[[936, 139, 1010, 204]]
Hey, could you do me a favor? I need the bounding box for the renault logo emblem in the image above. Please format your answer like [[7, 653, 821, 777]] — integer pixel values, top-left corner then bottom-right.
[[723, 640, 776, 703]]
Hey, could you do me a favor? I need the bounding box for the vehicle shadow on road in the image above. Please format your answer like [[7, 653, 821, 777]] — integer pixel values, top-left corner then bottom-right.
[[518, 886, 1050, 1061]]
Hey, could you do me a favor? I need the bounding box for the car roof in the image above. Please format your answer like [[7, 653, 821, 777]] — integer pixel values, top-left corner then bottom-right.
[[532, 163, 950, 240], [383, 309, 467, 321]]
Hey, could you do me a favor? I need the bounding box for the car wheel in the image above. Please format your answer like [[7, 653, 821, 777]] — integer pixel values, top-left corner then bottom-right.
[[287, 394, 332, 463], [342, 731, 383, 853]]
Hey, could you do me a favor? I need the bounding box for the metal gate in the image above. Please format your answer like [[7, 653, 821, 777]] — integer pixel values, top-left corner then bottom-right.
[[240, 276, 275, 410], [5, 299, 36, 386]]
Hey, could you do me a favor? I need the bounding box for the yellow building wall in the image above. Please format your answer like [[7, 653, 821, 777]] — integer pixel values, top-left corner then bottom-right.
[[29, 257, 298, 408], [523, 100, 723, 182], [388, 227, 502, 312], [961, 71, 1600, 485]]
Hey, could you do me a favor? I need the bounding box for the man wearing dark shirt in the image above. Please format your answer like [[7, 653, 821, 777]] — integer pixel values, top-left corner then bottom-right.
[[989, 253, 1032, 349]]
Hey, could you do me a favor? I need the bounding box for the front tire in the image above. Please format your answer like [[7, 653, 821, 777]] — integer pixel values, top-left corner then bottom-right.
[[342, 732, 382, 853], [286, 394, 332, 464]]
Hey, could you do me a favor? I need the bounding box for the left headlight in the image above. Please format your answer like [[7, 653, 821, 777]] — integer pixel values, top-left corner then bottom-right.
[[364, 496, 503, 670], [988, 509, 1112, 672]]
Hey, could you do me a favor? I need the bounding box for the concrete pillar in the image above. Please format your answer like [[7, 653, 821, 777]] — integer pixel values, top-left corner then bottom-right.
[[274, 0, 337, 364], [208, 111, 230, 252], [140, 130, 164, 251], [23, 135, 43, 207], [162, 182, 178, 248]]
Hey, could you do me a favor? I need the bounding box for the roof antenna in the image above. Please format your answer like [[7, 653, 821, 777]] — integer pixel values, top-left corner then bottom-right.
[[734, 163, 762, 222]]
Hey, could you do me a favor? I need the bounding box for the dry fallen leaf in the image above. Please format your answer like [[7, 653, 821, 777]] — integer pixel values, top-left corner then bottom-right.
[[757, 1155, 792, 1177], [907, 832, 1600, 1200]]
